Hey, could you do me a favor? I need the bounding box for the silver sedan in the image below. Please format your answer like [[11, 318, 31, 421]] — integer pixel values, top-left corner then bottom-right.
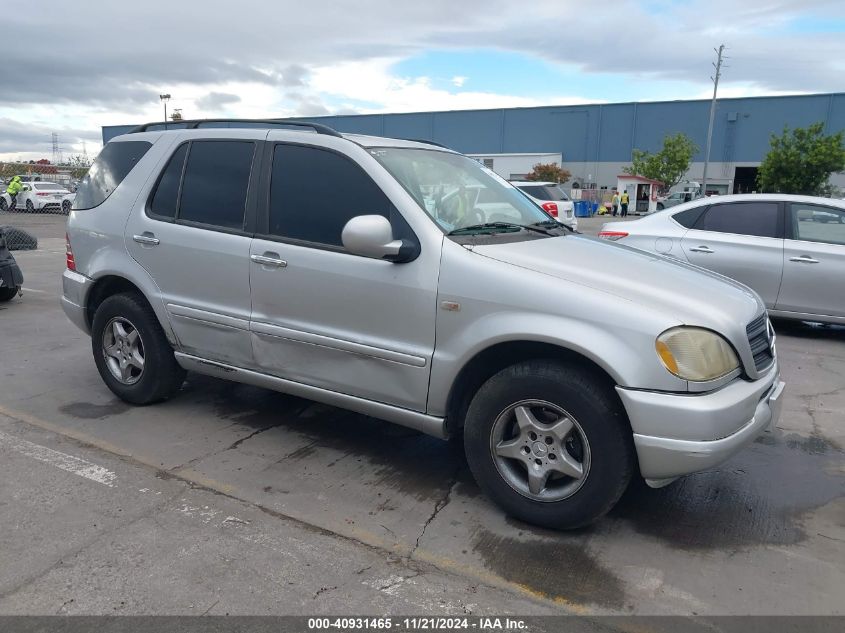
[[599, 193, 845, 324]]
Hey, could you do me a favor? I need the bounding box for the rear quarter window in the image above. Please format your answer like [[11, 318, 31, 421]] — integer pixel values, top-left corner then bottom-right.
[[73, 140, 152, 210], [672, 206, 707, 228]]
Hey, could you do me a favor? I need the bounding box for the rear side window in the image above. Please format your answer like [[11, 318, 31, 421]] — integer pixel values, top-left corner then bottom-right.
[[149, 143, 188, 219], [73, 140, 152, 209], [518, 185, 567, 201], [695, 202, 780, 238], [672, 206, 706, 228], [178, 141, 255, 230], [268, 144, 392, 246]]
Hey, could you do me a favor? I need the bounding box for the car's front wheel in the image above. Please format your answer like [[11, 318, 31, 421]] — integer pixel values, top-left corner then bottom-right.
[[463, 360, 635, 529], [0, 286, 18, 302], [92, 292, 186, 404], [25, 199, 35, 213], [0, 198, 7, 212]]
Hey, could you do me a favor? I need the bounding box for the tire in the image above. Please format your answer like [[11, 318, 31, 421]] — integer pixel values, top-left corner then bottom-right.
[[0, 198, 7, 212], [463, 360, 635, 530], [0, 286, 18, 302], [656, 203, 664, 210], [62, 199, 71, 215], [91, 292, 186, 404], [26, 199, 35, 213]]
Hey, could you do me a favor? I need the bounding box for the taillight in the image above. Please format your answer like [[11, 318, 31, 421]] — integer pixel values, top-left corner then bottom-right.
[[542, 202, 558, 217], [65, 233, 75, 270], [598, 231, 629, 241]]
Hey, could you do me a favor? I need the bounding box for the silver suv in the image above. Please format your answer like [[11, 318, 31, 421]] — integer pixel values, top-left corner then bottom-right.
[[62, 119, 785, 529]]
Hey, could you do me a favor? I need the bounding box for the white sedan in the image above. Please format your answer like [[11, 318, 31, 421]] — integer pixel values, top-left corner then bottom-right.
[[510, 181, 577, 230], [599, 193, 845, 324], [1, 181, 72, 213]]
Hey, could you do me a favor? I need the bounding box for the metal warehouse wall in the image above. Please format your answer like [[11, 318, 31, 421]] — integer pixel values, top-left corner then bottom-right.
[[103, 93, 845, 164]]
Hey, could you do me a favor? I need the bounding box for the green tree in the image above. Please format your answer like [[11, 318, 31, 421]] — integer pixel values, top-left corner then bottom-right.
[[624, 133, 698, 192], [525, 162, 571, 183], [757, 123, 845, 195]]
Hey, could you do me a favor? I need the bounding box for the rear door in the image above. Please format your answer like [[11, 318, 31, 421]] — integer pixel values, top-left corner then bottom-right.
[[125, 136, 260, 368], [777, 202, 845, 319], [680, 201, 784, 306]]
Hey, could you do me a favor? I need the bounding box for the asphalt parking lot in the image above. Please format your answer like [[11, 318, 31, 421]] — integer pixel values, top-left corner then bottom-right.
[[0, 213, 843, 616]]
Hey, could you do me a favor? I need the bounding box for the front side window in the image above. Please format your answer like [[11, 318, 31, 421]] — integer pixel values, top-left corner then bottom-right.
[[696, 202, 780, 238], [178, 141, 255, 230], [269, 144, 393, 246], [790, 203, 845, 246], [73, 140, 152, 209], [370, 148, 552, 233]]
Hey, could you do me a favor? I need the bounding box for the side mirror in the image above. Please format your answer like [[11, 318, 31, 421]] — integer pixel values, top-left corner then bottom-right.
[[342, 215, 415, 262]]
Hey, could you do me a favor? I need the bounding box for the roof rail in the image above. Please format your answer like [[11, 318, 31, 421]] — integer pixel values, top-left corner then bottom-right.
[[128, 118, 343, 138], [407, 138, 450, 149]]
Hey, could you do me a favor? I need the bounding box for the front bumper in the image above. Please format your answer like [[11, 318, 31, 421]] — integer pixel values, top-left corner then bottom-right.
[[617, 362, 784, 484], [61, 269, 94, 335]]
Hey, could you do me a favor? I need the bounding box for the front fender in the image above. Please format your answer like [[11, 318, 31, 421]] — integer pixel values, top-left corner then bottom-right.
[[426, 310, 687, 416]]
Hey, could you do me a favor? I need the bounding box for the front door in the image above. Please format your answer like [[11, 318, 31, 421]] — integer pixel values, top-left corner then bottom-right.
[[249, 140, 440, 411], [125, 138, 259, 368], [680, 200, 784, 307], [777, 202, 845, 319]]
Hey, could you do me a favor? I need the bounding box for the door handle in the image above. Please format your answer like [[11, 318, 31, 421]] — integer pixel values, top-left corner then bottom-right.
[[132, 233, 160, 246], [789, 255, 819, 264], [250, 253, 287, 268], [689, 246, 714, 253]]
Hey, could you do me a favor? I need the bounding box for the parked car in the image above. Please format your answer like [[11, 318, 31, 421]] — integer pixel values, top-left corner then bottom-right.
[[599, 194, 845, 324], [1, 181, 72, 213], [62, 121, 784, 529], [657, 190, 698, 210], [509, 181, 577, 230]]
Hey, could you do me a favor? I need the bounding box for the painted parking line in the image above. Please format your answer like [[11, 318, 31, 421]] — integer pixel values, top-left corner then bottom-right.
[[0, 429, 117, 487]]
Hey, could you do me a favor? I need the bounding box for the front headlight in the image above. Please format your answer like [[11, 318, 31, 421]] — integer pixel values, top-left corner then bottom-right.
[[655, 327, 740, 382]]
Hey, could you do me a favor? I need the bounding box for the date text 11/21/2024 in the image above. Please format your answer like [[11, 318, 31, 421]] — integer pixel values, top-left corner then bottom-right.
[[306, 617, 528, 631]]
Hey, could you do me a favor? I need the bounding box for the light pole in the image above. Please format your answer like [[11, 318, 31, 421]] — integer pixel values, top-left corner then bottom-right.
[[701, 45, 726, 198], [159, 93, 171, 126]]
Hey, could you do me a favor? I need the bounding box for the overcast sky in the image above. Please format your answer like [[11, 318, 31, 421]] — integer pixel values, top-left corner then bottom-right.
[[2, 0, 843, 161]]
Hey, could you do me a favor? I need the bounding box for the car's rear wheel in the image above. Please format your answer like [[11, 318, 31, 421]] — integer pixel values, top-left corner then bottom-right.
[[62, 199, 71, 215], [656, 202, 664, 210], [92, 292, 186, 404], [464, 359, 635, 529], [0, 287, 18, 302]]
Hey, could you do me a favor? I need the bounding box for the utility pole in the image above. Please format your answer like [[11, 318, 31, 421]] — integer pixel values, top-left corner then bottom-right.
[[701, 45, 726, 198]]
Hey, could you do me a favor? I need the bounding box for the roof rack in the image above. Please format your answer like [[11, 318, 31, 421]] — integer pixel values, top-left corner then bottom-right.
[[128, 118, 343, 138], [407, 138, 450, 149]]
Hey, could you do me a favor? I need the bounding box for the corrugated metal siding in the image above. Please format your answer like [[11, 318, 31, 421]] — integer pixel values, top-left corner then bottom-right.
[[103, 93, 845, 163]]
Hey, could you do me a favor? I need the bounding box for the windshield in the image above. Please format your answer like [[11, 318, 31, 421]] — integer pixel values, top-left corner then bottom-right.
[[369, 148, 553, 233], [34, 183, 64, 190]]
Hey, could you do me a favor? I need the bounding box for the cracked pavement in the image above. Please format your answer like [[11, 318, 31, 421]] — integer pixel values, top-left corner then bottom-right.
[[0, 215, 843, 616]]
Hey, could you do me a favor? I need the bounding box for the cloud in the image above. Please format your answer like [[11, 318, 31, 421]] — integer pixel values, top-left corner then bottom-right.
[[195, 92, 242, 110], [0, 0, 842, 159]]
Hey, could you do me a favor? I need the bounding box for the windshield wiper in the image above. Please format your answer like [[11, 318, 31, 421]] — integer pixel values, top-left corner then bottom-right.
[[529, 219, 572, 233], [448, 222, 554, 236]]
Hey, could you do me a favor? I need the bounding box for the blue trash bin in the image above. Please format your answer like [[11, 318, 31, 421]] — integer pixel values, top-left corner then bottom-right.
[[574, 201, 590, 217]]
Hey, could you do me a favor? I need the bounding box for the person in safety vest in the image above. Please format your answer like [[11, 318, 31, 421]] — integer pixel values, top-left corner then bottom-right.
[[5, 176, 23, 212]]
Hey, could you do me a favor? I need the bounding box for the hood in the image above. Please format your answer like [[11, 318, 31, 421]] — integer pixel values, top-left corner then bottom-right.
[[472, 234, 763, 330]]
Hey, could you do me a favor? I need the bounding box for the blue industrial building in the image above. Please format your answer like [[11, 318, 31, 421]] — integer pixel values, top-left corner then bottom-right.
[[103, 92, 845, 193]]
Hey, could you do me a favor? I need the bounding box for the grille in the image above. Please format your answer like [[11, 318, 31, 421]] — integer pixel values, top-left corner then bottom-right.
[[746, 314, 774, 372]]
